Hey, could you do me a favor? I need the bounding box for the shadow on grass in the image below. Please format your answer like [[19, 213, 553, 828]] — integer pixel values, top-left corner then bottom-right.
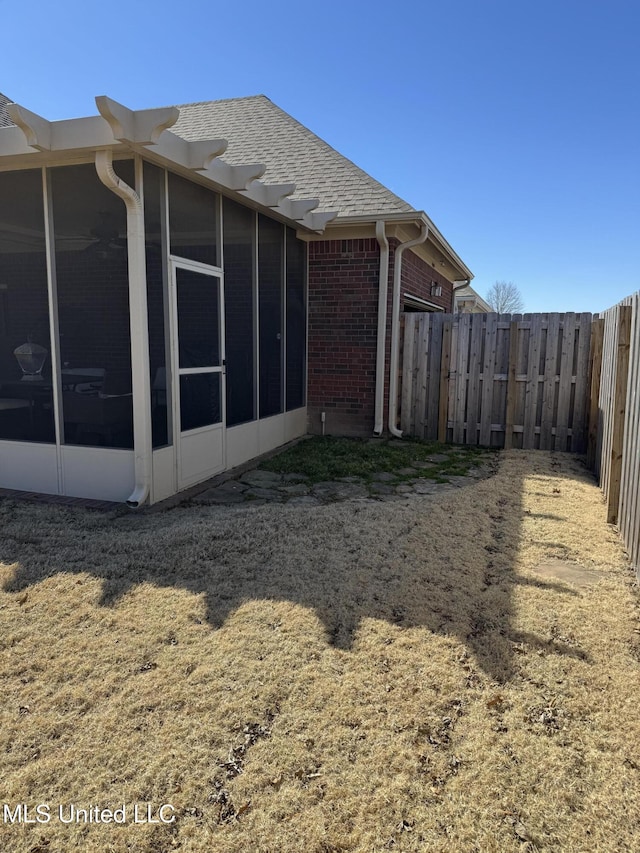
[[0, 454, 592, 682]]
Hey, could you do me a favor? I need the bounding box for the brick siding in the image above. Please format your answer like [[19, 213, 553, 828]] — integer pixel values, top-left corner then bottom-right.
[[307, 237, 453, 436]]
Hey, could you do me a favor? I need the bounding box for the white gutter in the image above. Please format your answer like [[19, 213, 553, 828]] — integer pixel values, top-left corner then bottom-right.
[[95, 150, 152, 508], [374, 220, 389, 435], [388, 222, 429, 438], [331, 211, 473, 282]]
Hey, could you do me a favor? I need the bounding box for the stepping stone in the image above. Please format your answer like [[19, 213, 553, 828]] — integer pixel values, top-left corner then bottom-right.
[[397, 467, 418, 477], [287, 495, 321, 507], [395, 484, 414, 494], [282, 472, 309, 482], [424, 453, 451, 463], [214, 480, 248, 494], [445, 476, 471, 487], [369, 483, 395, 495], [312, 481, 369, 501], [412, 481, 440, 495], [531, 560, 609, 589], [241, 470, 282, 486], [412, 461, 436, 469], [244, 487, 284, 501], [371, 472, 397, 482], [195, 488, 246, 504], [338, 476, 362, 483], [278, 483, 310, 496]]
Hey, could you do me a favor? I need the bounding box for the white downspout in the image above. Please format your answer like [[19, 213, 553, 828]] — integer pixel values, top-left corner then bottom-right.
[[95, 150, 152, 508], [388, 222, 429, 437], [374, 220, 389, 435]]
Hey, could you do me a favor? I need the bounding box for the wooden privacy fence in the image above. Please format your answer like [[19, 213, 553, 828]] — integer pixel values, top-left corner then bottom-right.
[[588, 292, 640, 573], [401, 311, 593, 452], [399, 296, 640, 574]]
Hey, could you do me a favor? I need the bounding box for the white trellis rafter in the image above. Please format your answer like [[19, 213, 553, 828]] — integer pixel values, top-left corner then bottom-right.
[[0, 95, 337, 233]]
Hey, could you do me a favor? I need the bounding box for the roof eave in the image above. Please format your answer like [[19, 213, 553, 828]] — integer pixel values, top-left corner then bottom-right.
[[330, 211, 473, 281]]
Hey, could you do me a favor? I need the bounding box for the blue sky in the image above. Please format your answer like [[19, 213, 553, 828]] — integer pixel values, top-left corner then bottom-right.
[[2, 0, 638, 313]]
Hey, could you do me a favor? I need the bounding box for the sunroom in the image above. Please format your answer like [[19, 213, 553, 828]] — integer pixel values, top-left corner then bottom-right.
[[0, 97, 335, 505]]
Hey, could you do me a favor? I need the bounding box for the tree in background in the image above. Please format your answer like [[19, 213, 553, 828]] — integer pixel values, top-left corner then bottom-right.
[[486, 280, 524, 313]]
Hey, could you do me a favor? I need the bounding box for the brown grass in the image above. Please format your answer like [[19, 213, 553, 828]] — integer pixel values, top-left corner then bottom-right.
[[0, 451, 638, 852]]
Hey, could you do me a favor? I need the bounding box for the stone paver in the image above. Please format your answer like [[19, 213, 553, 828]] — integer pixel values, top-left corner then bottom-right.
[[288, 495, 322, 507], [395, 484, 414, 494], [245, 487, 284, 501], [193, 452, 496, 508], [240, 470, 283, 487], [370, 483, 396, 495], [312, 482, 369, 501], [278, 483, 310, 496], [397, 467, 418, 477]]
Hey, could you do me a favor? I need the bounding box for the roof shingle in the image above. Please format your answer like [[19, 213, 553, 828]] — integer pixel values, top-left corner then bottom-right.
[[172, 95, 415, 218], [0, 92, 14, 129]]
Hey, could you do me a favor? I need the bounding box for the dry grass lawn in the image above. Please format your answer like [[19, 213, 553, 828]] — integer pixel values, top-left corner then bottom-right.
[[0, 450, 639, 852]]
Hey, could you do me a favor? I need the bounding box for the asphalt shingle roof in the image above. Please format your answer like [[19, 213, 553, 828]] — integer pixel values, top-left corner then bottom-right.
[[0, 93, 14, 128], [172, 95, 415, 218], [0, 92, 417, 220]]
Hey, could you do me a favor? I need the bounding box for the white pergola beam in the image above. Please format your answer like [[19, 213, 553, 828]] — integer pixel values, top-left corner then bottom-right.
[[0, 124, 38, 156], [278, 197, 320, 221], [204, 160, 266, 190], [0, 94, 338, 234], [96, 95, 179, 145], [241, 180, 296, 208], [6, 104, 51, 150], [187, 138, 229, 169], [308, 210, 339, 231]]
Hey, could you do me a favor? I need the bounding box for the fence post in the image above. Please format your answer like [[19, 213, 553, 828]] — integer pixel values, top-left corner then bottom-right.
[[586, 318, 604, 470], [504, 320, 519, 449], [438, 319, 452, 443], [607, 306, 632, 524]]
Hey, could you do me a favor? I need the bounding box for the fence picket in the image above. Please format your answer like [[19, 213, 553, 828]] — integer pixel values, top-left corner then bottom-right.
[[555, 313, 576, 451], [427, 314, 444, 440], [540, 314, 560, 449], [453, 314, 471, 443], [465, 315, 484, 444], [480, 313, 498, 446], [572, 313, 592, 453], [523, 314, 543, 449], [401, 313, 417, 434], [413, 315, 430, 438]]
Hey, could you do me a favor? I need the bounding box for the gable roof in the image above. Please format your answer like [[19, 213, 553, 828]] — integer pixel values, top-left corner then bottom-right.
[[0, 93, 14, 128], [172, 95, 415, 219]]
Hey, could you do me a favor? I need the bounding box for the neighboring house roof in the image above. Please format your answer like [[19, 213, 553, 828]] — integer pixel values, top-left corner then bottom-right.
[[172, 95, 415, 218], [0, 93, 14, 128], [454, 284, 491, 313]]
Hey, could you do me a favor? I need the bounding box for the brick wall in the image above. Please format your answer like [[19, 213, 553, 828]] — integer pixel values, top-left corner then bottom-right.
[[307, 237, 451, 436], [401, 248, 453, 313]]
